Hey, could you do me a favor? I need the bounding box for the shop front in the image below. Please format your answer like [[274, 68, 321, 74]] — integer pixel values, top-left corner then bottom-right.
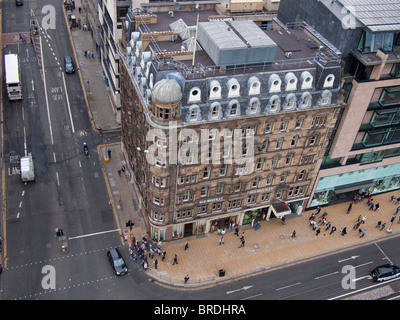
[[310, 163, 400, 208]]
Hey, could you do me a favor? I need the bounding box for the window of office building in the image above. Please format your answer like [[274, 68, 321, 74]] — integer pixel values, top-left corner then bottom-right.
[[357, 31, 394, 53]]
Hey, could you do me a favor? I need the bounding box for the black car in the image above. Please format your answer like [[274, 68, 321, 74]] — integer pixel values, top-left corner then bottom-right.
[[107, 248, 128, 276], [64, 56, 75, 74], [16, 0, 23, 6], [370, 264, 400, 282]]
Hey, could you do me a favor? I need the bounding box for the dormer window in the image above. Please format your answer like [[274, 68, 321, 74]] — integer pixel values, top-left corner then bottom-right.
[[209, 80, 221, 100], [269, 74, 281, 93], [188, 87, 201, 103], [323, 74, 335, 88], [301, 71, 313, 90], [285, 72, 297, 91], [248, 76, 260, 95], [227, 78, 240, 97]]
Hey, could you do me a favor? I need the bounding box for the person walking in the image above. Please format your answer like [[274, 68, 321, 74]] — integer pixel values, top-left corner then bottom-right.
[[347, 203, 352, 214], [154, 258, 158, 270], [359, 229, 366, 238], [234, 227, 239, 236], [369, 202, 374, 210], [341, 227, 347, 236], [219, 237, 224, 245], [291, 230, 296, 238], [316, 228, 321, 236], [330, 226, 337, 235], [379, 223, 386, 231], [395, 206, 400, 215], [172, 254, 178, 265], [221, 228, 226, 237], [361, 216, 367, 224], [184, 275, 190, 284], [375, 221, 382, 228], [374, 203, 380, 211], [325, 221, 331, 231], [184, 241, 189, 250], [239, 238, 245, 248], [162, 250, 166, 261]]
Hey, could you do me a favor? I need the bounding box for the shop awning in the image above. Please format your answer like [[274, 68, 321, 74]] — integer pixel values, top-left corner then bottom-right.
[[334, 180, 374, 194], [270, 202, 292, 218]]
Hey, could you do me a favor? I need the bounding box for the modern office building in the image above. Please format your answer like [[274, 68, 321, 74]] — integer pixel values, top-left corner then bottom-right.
[[278, 0, 400, 208], [118, 3, 342, 241]]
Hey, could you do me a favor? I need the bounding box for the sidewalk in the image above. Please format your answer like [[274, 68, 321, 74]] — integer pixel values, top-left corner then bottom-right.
[[67, 0, 120, 132], [100, 144, 400, 288]]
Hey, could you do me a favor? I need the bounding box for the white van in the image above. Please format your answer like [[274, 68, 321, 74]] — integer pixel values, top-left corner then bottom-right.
[[20, 153, 35, 182]]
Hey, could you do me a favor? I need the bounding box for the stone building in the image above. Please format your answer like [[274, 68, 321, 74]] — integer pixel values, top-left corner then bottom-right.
[[118, 4, 342, 241]]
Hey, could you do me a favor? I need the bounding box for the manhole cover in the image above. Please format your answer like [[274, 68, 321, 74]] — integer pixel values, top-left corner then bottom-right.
[[253, 243, 259, 249]]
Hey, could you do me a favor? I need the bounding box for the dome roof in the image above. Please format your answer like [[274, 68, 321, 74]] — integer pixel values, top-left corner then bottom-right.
[[152, 78, 182, 103]]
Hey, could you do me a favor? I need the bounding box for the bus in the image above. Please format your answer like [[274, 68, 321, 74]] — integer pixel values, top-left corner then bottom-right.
[[4, 53, 23, 101]]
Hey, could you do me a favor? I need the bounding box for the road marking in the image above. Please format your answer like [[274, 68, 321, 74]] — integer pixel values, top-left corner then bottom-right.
[[276, 282, 301, 291], [338, 255, 360, 263], [226, 285, 253, 295], [61, 72, 75, 133], [314, 271, 339, 280], [68, 229, 120, 240], [375, 243, 393, 265], [241, 293, 262, 300]]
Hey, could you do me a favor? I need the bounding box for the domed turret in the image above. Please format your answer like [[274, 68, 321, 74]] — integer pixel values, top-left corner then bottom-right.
[[152, 78, 182, 104]]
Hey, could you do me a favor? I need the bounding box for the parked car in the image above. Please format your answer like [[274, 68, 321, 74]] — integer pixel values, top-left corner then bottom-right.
[[107, 248, 128, 276], [370, 264, 400, 282], [64, 56, 75, 74], [16, 0, 24, 6]]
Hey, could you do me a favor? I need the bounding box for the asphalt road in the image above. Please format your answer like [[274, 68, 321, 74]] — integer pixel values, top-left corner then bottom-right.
[[1, 0, 122, 299]]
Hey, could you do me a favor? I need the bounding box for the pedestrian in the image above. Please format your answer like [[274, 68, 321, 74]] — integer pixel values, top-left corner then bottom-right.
[[184, 241, 189, 250], [221, 228, 226, 237], [107, 148, 111, 158], [281, 216, 286, 225], [347, 203, 352, 214], [172, 254, 178, 265], [79, 6, 81, 14], [375, 203, 380, 211], [217, 228, 221, 236], [390, 195, 395, 203], [395, 206, 400, 215], [316, 228, 321, 236], [396, 197, 400, 205], [316, 207, 321, 215], [359, 229, 366, 238], [55, 226, 59, 235], [325, 222, 331, 231], [255, 221, 260, 231], [361, 216, 367, 224], [330, 226, 337, 235], [390, 216, 396, 224], [341, 227, 347, 236], [291, 230, 296, 238], [376, 221, 382, 228], [369, 202, 374, 210], [162, 251, 166, 261], [154, 259, 158, 270], [357, 214, 362, 222], [353, 221, 361, 230], [184, 275, 190, 284], [219, 237, 224, 245], [84, 50, 87, 57], [239, 238, 245, 248], [380, 223, 386, 231], [91, 51, 94, 59], [234, 227, 239, 236]]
